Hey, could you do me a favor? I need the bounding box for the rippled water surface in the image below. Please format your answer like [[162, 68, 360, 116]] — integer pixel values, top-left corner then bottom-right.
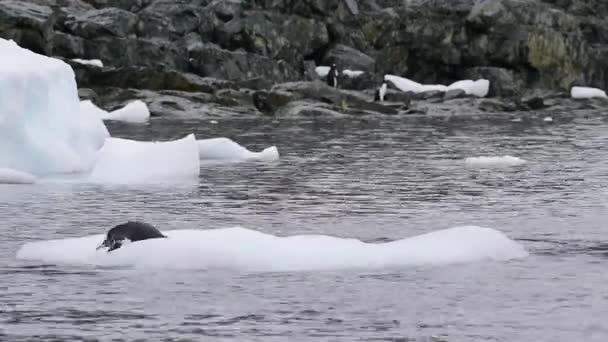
[[3, 113, 608, 341]]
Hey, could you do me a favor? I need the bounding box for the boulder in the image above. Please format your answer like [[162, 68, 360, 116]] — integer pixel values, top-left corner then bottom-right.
[[0, 1, 54, 54], [322, 44, 375, 72]]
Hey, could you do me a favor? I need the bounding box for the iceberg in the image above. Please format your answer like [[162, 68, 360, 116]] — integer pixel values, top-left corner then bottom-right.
[[16, 226, 528, 272], [385, 75, 490, 97], [315, 66, 330, 77], [71, 58, 103, 68], [197, 138, 279, 162], [465, 156, 526, 168], [342, 69, 365, 78], [0, 168, 36, 184], [0, 38, 109, 176], [80, 100, 150, 123], [90, 134, 200, 183], [571, 86, 607, 99]]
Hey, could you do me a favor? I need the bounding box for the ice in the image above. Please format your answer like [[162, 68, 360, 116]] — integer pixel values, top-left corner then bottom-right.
[[71, 58, 103, 68], [385, 75, 490, 97], [0, 38, 109, 176], [102, 100, 150, 123], [315, 66, 330, 77], [465, 156, 526, 168], [342, 69, 365, 78], [0, 168, 36, 184], [571, 86, 607, 99], [16, 226, 528, 272], [81, 100, 150, 123], [197, 138, 279, 162], [90, 134, 200, 183]]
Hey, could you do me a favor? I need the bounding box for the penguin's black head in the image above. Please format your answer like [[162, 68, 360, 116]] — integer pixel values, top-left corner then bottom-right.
[[97, 234, 127, 252]]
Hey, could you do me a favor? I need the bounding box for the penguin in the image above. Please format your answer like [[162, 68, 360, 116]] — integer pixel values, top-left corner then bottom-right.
[[374, 81, 387, 102], [326, 63, 339, 88]]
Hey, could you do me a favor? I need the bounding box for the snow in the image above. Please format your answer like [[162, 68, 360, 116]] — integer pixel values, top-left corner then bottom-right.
[[80, 100, 150, 123], [197, 138, 279, 162], [465, 156, 526, 168], [90, 134, 200, 183], [571, 86, 607, 99], [315, 66, 330, 77], [0, 168, 36, 184], [0, 38, 109, 176], [342, 69, 365, 78], [16, 225, 528, 272], [71, 58, 103, 68], [102, 100, 150, 123], [385, 75, 490, 97]]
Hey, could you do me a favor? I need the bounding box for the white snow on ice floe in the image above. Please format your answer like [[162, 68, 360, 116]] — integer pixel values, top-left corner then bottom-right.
[[0, 38, 109, 176], [465, 156, 526, 168], [315, 66, 330, 77], [80, 100, 150, 123], [71, 58, 103, 68], [90, 134, 200, 183], [16, 226, 528, 272], [342, 69, 365, 78], [571, 86, 607, 99], [197, 138, 279, 162], [385, 75, 490, 97], [0, 168, 36, 184]]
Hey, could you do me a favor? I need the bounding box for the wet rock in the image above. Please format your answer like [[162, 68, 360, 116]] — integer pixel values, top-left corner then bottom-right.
[[478, 99, 518, 112], [520, 96, 546, 110], [443, 89, 467, 101], [252, 90, 296, 115], [383, 90, 413, 105]]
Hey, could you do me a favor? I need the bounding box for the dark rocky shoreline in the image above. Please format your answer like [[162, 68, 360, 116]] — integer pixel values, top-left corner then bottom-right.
[[2, 0, 608, 118]]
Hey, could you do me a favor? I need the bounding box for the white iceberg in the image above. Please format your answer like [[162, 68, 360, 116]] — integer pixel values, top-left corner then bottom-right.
[[315, 66, 330, 77], [465, 156, 526, 168], [197, 138, 279, 162], [342, 69, 365, 78], [385, 75, 490, 97], [90, 134, 200, 183], [16, 226, 528, 272], [571, 86, 607, 99], [80, 100, 150, 123], [0, 168, 36, 184], [71, 58, 103, 68], [0, 38, 109, 176]]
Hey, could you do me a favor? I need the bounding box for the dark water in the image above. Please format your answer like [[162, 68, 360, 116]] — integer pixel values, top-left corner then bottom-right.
[[3, 113, 608, 341]]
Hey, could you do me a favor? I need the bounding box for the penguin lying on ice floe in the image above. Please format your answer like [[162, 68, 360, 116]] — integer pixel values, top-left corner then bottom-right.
[[97, 221, 166, 252]]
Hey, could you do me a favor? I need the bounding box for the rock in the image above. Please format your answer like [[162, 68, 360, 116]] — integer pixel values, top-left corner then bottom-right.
[[339, 71, 376, 90], [235, 77, 273, 90], [217, 11, 328, 66], [0, 1, 54, 54], [443, 89, 467, 100], [188, 43, 299, 83], [322, 44, 375, 72], [206, 0, 244, 22], [65, 8, 138, 39], [384, 90, 413, 105], [462, 67, 523, 97], [520, 96, 546, 110], [70, 64, 236, 93], [78, 87, 98, 101], [478, 99, 518, 112], [252, 90, 296, 115]]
